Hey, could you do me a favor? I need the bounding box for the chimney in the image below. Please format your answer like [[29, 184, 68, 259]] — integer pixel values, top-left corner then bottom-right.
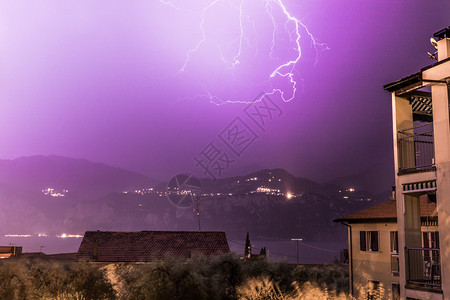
[[392, 185, 396, 201], [434, 27, 450, 61]]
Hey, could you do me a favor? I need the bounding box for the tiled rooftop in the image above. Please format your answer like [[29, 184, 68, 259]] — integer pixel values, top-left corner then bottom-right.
[[76, 231, 230, 262], [334, 198, 437, 223]]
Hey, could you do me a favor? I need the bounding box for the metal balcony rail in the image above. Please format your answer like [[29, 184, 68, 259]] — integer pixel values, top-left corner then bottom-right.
[[398, 123, 434, 174], [391, 253, 399, 275], [407, 248, 441, 288]]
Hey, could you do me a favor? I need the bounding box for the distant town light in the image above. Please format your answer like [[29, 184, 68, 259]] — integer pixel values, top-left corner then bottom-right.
[[5, 234, 32, 238], [246, 177, 258, 182], [42, 187, 69, 197], [256, 186, 281, 195], [57, 233, 83, 239], [286, 193, 294, 199]]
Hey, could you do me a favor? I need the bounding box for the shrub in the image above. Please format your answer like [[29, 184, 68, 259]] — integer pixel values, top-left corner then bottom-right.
[[0, 259, 115, 300], [291, 264, 349, 294], [0, 255, 350, 299]]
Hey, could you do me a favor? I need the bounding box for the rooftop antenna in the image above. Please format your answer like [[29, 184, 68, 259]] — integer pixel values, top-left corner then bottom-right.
[[195, 194, 201, 231], [166, 173, 203, 231], [291, 238, 303, 265], [427, 37, 438, 60]]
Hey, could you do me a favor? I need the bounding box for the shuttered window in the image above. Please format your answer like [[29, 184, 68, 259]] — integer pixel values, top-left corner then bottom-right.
[[360, 231, 366, 251]]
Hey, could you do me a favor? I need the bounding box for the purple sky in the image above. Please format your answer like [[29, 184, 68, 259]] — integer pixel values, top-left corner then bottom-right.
[[1, 0, 449, 183]]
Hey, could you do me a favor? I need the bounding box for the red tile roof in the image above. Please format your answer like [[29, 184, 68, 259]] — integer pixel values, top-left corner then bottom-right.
[[76, 231, 230, 262], [334, 198, 437, 223]]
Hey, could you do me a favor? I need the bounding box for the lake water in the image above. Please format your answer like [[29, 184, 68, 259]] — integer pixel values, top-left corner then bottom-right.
[[228, 239, 347, 264], [0, 236, 82, 254], [0, 236, 347, 265]]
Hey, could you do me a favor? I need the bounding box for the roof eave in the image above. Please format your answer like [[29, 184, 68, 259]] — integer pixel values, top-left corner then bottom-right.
[[334, 215, 437, 224], [334, 217, 397, 224], [383, 72, 422, 94], [384, 56, 450, 94]]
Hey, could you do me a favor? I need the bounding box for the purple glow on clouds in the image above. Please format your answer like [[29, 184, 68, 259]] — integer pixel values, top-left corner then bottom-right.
[[160, 0, 328, 104], [0, 0, 449, 184]]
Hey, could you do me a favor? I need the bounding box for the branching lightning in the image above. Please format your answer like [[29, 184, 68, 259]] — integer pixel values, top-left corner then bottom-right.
[[159, 0, 328, 105], [177, 0, 222, 73]]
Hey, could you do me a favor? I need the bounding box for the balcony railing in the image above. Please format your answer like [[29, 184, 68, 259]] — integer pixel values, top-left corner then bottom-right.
[[407, 248, 441, 288], [391, 253, 399, 276], [398, 123, 434, 174]]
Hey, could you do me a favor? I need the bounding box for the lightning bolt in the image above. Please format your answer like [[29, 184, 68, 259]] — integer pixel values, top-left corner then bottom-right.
[[232, 0, 245, 66], [159, 0, 181, 10], [159, 0, 328, 105], [263, 0, 329, 103], [178, 0, 222, 74]]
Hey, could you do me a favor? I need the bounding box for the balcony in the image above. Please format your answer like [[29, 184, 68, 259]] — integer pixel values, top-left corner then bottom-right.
[[398, 123, 435, 174], [407, 248, 441, 289]]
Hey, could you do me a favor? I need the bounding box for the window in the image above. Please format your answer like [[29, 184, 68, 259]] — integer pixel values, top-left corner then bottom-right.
[[390, 233, 400, 275], [360, 231, 379, 252], [367, 280, 381, 300], [368, 231, 379, 252], [390, 231, 398, 253], [392, 283, 400, 300], [423, 231, 439, 249], [360, 231, 367, 251], [422, 231, 440, 263]]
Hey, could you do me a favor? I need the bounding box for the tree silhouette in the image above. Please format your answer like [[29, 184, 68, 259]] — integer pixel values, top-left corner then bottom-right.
[[245, 232, 251, 259]]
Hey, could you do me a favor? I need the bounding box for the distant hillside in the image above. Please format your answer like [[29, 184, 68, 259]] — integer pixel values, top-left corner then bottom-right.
[[0, 157, 390, 242], [324, 167, 394, 194], [0, 155, 158, 197], [194, 168, 320, 195]]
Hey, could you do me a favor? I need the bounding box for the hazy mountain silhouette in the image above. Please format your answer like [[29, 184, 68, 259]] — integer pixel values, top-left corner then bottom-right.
[[0, 156, 389, 241], [323, 166, 394, 194], [0, 155, 158, 198], [199, 168, 319, 194]]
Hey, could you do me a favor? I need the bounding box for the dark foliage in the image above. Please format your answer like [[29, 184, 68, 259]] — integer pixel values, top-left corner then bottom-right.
[[0, 259, 115, 299], [0, 255, 348, 299], [118, 254, 349, 299]]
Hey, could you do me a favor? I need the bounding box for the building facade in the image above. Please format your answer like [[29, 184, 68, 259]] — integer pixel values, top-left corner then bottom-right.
[[383, 27, 450, 299], [335, 198, 438, 300]]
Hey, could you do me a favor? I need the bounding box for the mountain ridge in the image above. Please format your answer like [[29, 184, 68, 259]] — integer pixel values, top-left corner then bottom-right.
[[0, 155, 390, 242], [0, 155, 159, 197]]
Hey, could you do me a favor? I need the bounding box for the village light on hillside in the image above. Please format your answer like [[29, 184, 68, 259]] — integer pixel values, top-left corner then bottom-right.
[[4, 234, 32, 238], [286, 193, 294, 199], [57, 233, 83, 239]]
